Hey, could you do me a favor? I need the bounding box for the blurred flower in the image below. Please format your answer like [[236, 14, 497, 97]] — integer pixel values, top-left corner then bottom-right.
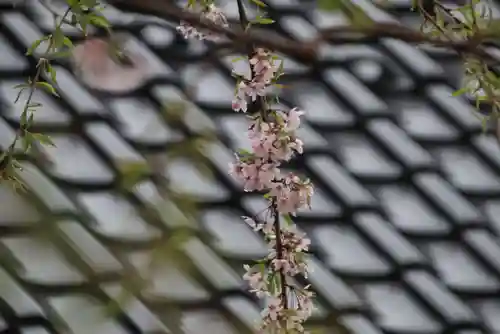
[[70, 37, 151, 93], [177, 4, 228, 41]]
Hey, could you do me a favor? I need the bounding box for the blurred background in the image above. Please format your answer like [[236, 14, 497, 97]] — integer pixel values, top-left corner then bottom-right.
[[1, 0, 500, 333]]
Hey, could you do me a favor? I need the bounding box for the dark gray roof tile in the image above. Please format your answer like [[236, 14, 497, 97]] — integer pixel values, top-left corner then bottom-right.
[[39, 134, 115, 186], [380, 38, 445, 79], [0, 34, 29, 72], [306, 257, 362, 310], [0, 183, 41, 226], [0, 80, 72, 126], [377, 185, 452, 237], [309, 9, 349, 30], [426, 85, 483, 133], [58, 220, 123, 274], [354, 213, 426, 267], [318, 44, 384, 64], [102, 283, 172, 333], [182, 309, 238, 334], [473, 299, 500, 333], [396, 99, 460, 142], [200, 209, 268, 259], [85, 123, 147, 169], [77, 191, 161, 242], [432, 146, 500, 196], [164, 158, 230, 202], [339, 315, 384, 334], [46, 66, 107, 117], [181, 64, 235, 108], [2, 235, 86, 285], [141, 25, 176, 48], [221, 296, 261, 331], [129, 250, 210, 302], [313, 225, 392, 277], [279, 15, 318, 41], [359, 282, 443, 333], [329, 131, 402, 180], [322, 68, 390, 116], [182, 238, 242, 291], [306, 155, 377, 207], [108, 97, 184, 145], [17, 162, 77, 213], [1, 12, 45, 52], [424, 241, 500, 294], [0, 268, 45, 316], [47, 294, 129, 333], [404, 270, 477, 325], [413, 173, 483, 227], [464, 229, 500, 276], [367, 119, 434, 170]]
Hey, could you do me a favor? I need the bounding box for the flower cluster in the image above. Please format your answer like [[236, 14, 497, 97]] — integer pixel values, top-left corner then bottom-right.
[[243, 214, 313, 332], [176, 4, 228, 41], [177, 2, 314, 333], [232, 49, 279, 112]]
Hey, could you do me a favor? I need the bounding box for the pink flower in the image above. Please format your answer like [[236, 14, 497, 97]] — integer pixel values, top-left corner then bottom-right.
[[285, 107, 305, 131], [176, 4, 228, 41], [262, 297, 283, 322], [243, 264, 267, 296]]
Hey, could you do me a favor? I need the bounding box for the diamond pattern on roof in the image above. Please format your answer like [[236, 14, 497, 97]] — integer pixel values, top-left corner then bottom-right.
[[0, 0, 500, 333]]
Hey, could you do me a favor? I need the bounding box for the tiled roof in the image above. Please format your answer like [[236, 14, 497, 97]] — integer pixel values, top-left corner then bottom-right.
[[1, 0, 500, 333]]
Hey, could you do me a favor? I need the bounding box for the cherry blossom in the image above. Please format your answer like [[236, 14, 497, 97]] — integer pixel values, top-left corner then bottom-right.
[[178, 3, 314, 332], [176, 4, 228, 41]]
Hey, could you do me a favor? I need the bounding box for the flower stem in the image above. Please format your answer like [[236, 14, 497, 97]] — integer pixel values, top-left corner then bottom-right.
[[273, 202, 288, 309]]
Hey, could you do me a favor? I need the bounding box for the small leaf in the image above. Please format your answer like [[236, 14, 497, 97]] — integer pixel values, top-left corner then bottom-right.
[[22, 132, 34, 152], [46, 64, 57, 83], [35, 82, 59, 97], [318, 0, 343, 11], [452, 87, 468, 96], [88, 13, 110, 28], [26, 38, 45, 56], [31, 133, 55, 147], [231, 56, 246, 62], [282, 214, 294, 226], [52, 27, 65, 50], [254, 17, 274, 24], [250, 0, 267, 7], [63, 36, 73, 48]]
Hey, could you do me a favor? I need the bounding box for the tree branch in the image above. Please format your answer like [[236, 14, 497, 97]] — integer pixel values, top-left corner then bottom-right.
[[107, 0, 498, 63]]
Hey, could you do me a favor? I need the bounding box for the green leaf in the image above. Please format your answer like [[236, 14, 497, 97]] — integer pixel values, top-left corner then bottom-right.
[[452, 87, 468, 97], [52, 27, 65, 50], [88, 13, 110, 28], [79, 0, 98, 7], [26, 37, 46, 56], [22, 132, 34, 152], [231, 56, 246, 63], [318, 0, 343, 11], [63, 36, 73, 48], [282, 214, 294, 226], [46, 64, 57, 83], [31, 133, 55, 147], [35, 82, 59, 97], [250, 0, 267, 7], [254, 17, 274, 24]]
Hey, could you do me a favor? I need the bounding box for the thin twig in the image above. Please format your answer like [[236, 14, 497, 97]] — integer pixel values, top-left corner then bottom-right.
[[1, 7, 71, 173]]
